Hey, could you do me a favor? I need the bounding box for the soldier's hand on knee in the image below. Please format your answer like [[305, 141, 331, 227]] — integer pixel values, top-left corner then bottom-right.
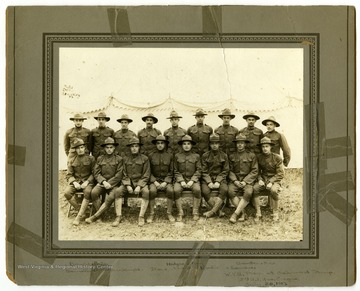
[[180, 181, 187, 189], [154, 181, 161, 189], [160, 182, 167, 189], [187, 180, 194, 188], [239, 181, 246, 188], [127, 186, 134, 194], [213, 182, 220, 189], [266, 182, 273, 190], [258, 180, 265, 187], [234, 181, 241, 188], [134, 186, 141, 195], [81, 180, 89, 189], [73, 182, 81, 190], [208, 182, 214, 189], [103, 181, 111, 189]]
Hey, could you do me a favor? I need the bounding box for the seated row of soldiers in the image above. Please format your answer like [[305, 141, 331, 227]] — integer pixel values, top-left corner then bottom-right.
[[64, 108, 291, 166], [64, 131, 285, 227]]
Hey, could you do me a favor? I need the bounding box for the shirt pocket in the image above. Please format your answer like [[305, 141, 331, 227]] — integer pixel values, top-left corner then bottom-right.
[[189, 127, 198, 134]]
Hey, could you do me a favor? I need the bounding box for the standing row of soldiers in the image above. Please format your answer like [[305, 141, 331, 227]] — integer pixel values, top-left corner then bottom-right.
[[64, 108, 290, 226]]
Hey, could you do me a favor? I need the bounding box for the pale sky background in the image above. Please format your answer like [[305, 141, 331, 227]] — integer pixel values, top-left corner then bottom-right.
[[59, 47, 303, 169]]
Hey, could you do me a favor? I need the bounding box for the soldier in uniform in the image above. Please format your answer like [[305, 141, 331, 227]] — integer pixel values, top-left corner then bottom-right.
[[64, 138, 95, 226], [138, 113, 161, 156], [201, 133, 229, 218], [262, 116, 291, 167], [64, 113, 91, 159], [214, 108, 239, 156], [228, 134, 259, 223], [164, 110, 187, 155], [113, 114, 136, 158], [85, 137, 124, 227], [174, 135, 202, 221], [253, 137, 285, 222], [119, 137, 151, 226], [239, 112, 263, 154], [148, 135, 175, 222], [89, 112, 114, 159], [187, 108, 213, 157]]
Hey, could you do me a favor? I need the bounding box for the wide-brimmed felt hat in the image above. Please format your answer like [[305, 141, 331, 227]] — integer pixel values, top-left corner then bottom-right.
[[233, 133, 250, 143], [71, 138, 87, 149], [151, 135, 170, 145], [101, 137, 119, 147], [193, 108, 207, 116], [218, 108, 235, 119], [117, 114, 133, 123], [262, 116, 280, 127], [126, 137, 143, 147], [166, 110, 182, 119], [70, 113, 87, 121], [178, 135, 196, 145], [94, 111, 110, 121], [142, 113, 158, 124], [257, 137, 275, 146], [243, 112, 260, 120], [209, 133, 220, 143]]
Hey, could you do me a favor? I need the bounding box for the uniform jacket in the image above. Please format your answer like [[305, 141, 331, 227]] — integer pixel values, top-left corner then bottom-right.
[[214, 125, 239, 155], [138, 128, 162, 155], [257, 152, 285, 183], [113, 129, 136, 156], [187, 124, 213, 155], [164, 126, 187, 154], [94, 153, 123, 188], [122, 154, 150, 188], [201, 150, 229, 184], [239, 126, 263, 154], [66, 154, 95, 184], [174, 152, 201, 183], [148, 150, 173, 183], [64, 127, 91, 156], [90, 126, 114, 158], [228, 150, 258, 185], [264, 130, 291, 166]]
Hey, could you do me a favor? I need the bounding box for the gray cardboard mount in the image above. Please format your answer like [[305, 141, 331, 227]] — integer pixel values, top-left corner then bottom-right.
[[6, 6, 355, 286]]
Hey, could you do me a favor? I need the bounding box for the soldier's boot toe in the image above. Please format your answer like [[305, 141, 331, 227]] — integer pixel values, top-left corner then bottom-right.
[[85, 216, 97, 224], [111, 216, 122, 227], [272, 212, 279, 222], [218, 210, 225, 218], [176, 215, 183, 222], [229, 213, 238, 224], [167, 214, 176, 223], [193, 214, 200, 221], [203, 210, 215, 218], [147, 214, 154, 224], [238, 212, 245, 222], [72, 217, 81, 226], [138, 217, 145, 227]]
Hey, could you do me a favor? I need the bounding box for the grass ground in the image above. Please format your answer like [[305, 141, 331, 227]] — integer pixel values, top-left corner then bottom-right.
[[58, 168, 303, 241]]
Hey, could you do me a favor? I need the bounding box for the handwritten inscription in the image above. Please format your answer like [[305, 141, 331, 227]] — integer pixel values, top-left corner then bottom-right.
[[62, 85, 80, 99]]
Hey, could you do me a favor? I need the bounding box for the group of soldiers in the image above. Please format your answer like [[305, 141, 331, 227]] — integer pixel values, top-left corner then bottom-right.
[[63, 108, 291, 227]]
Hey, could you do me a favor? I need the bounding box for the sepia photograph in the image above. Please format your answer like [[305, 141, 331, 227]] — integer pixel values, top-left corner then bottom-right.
[[58, 46, 304, 241]]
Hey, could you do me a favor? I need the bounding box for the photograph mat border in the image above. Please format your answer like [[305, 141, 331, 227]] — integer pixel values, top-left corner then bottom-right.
[[43, 33, 318, 258]]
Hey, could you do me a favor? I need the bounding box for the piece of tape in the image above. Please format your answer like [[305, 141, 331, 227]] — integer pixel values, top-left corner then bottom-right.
[[325, 136, 353, 159], [7, 144, 26, 166], [202, 6, 222, 36], [176, 242, 214, 286], [7, 222, 56, 264], [107, 8, 132, 47], [89, 261, 112, 286]]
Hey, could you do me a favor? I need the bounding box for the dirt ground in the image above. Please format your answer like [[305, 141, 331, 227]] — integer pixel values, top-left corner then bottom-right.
[[58, 169, 303, 241]]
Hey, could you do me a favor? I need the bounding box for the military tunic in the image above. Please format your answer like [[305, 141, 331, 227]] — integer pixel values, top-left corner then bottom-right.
[[187, 124, 213, 156], [201, 150, 229, 201], [264, 130, 291, 167], [148, 150, 174, 199], [117, 154, 151, 199], [253, 152, 284, 200], [164, 126, 187, 154], [90, 126, 114, 159], [228, 150, 258, 201], [239, 126, 263, 154], [174, 151, 202, 199], [65, 154, 95, 200], [64, 127, 91, 158], [113, 129, 136, 157], [214, 125, 239, 156], [138, 128, 162, 156]]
